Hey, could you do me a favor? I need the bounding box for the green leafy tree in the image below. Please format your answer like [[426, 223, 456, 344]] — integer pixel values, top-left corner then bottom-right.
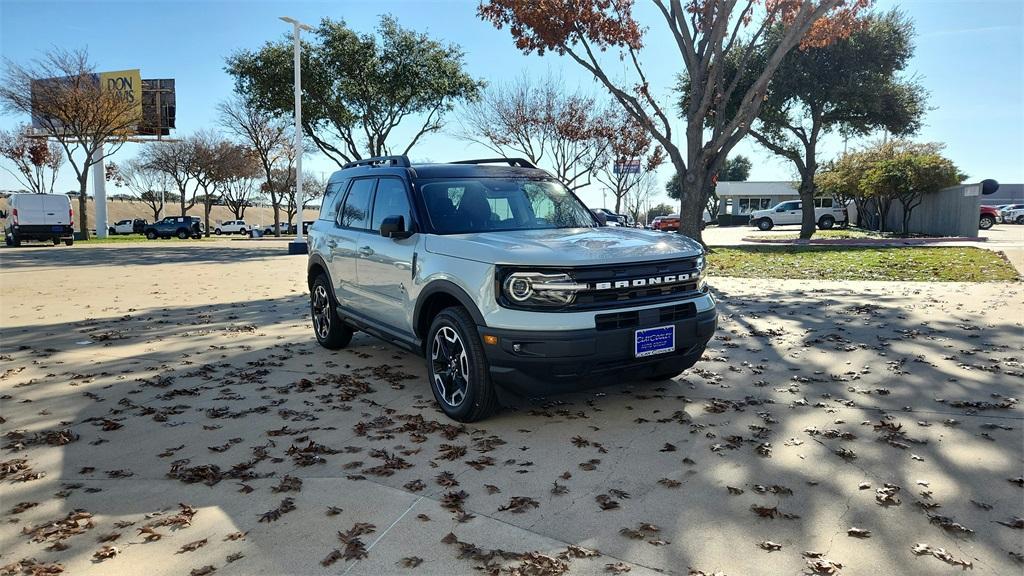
[[646, 202, 675, 221], [730, 10, 926, 238], [226, 15, 483, 167], [818, 140, 964, 234]]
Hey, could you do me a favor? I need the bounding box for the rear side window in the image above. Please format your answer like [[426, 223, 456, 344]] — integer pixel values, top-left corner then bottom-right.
[[370, 178, 412, 231], [338, 178, 375, 229], [320, 179, 347, 221]]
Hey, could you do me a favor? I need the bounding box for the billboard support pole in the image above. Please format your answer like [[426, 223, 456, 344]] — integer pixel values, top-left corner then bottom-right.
[[92, 145, 108, 239]]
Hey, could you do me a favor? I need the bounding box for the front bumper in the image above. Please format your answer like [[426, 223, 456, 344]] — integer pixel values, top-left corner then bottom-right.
[[478, 305, 717, 397]]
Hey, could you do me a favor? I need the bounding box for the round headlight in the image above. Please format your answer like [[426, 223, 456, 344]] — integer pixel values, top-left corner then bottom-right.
[[507, 277, 533, 301]]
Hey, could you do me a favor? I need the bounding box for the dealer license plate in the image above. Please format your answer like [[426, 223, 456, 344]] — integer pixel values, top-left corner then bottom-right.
[[635, 325, 675, 358]]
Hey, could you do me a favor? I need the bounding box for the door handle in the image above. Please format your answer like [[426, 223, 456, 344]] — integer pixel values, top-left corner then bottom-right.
[[358, 246, 374, 257]]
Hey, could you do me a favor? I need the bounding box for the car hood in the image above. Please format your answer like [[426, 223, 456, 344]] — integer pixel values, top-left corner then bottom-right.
[[750, 209, 773, 218], [424, 227, 703, 266]]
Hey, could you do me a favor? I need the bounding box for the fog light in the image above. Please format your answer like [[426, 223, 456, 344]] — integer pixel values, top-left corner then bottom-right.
[[512, 343, 522, 353]]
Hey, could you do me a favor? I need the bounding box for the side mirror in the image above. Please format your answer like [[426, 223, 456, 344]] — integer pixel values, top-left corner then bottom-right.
[[775, 207, 784, 213], [380, 215, 412, 239]]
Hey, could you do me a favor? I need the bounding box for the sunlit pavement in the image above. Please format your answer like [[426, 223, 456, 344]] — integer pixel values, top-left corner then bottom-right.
[[1, 242, 1021, 575]]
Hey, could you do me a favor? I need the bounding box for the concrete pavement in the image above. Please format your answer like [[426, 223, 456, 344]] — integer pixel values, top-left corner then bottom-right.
[[1, 241, 1021, 575]]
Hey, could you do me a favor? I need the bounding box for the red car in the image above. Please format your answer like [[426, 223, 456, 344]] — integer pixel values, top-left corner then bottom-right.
[[980, 206, 999, 230], [652, 214, 680, 231]]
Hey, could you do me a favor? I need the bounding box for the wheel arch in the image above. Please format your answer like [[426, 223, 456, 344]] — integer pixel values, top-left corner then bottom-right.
[[307, 254, 330, 290], [414, 280, 487, 344]]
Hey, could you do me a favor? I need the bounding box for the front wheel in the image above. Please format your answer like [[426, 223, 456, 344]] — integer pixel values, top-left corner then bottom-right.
[[145, 230, 157, 240], [214, 228, 222, 235], [108, 227, 116, 235], [979, 215, 995, 230], [238, 228, 247, 235], [1016, 216, 1024, 225], [818, 216, 835, 230], [427, 307, 498, 423], [176, 228, 189, 239], [310, 274, 352, 350], [757, 218, 774, 231]]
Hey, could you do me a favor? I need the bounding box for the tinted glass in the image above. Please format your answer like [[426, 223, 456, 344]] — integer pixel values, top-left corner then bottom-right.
[[338, 179, 375, 229], [418, 178, 594, 234], [371, 178, 412, 231], [319, 180, 347, 221]]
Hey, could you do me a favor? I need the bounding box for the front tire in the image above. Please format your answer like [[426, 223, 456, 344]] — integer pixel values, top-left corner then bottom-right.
[[1016, 216, 1024, 225], [310, 274, 352, 350], [108, 227, 116, 235], [146, 230, 158, 240], [176, 228, 189, 239], [818, 215, 835, 230], [426, 307, 498, 423], [215, 228, 222, 235], [757, 218, 774, 231], [979, 215, 995, 230]]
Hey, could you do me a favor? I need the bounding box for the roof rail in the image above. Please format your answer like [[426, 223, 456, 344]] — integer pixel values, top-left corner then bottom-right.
[[451, 158, 537, 169], [342, 155, 411, 169]]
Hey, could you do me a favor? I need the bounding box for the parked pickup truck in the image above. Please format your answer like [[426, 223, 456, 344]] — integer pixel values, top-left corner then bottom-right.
[[307, 156, 717, 422], [749, 199, 847, 231], [144, 216, 203, 240], [108, 219, 147, 235]]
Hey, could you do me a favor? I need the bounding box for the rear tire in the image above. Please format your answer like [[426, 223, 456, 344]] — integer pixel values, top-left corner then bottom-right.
[[310, 274, 353, 350], [979, 215, 995, 230], [1016, 216, 1024, 225], [818, 215, 835, 230], [426, 307, 498, 423], [215, 228, 222, 235], [176, 228, 189, 239], [757, 218, 774, 231]]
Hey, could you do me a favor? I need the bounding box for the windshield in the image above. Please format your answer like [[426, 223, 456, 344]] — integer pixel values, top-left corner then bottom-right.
[[417, 178, 596, 234]]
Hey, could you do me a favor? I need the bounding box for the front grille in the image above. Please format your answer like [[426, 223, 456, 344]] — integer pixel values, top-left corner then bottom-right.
[[568, 257, 701, 311], [659, 302, 697, 323]]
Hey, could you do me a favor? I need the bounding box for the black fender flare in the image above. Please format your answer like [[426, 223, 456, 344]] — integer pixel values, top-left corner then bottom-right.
[[414, 280, 487, 333], [307, 253, 331, 287]]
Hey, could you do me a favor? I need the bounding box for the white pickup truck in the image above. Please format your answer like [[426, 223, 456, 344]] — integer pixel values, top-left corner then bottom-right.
[[749, 199, 847, 231], [214, 220, 250, 235]]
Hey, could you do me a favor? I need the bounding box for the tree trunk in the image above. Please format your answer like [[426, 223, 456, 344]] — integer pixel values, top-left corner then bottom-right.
[[272, 203, 281, 237], [204, 201, 212, 238], [798, 172, 817, 240], [676, 166, 706, 244], [614, 194, 622, 214], [77, 175, 89, 241]]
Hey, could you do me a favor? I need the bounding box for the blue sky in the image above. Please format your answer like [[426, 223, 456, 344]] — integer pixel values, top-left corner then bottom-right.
[[1, 0, 1021, 210]]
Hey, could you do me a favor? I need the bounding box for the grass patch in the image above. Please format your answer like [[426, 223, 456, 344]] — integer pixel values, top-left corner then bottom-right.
[[72, 235, 221, 245], [708, 246, 1018, 282], [758, 228, 873, 240]]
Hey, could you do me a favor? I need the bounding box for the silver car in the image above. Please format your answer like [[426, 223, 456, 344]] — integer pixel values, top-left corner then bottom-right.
[[307, 156, 717, 422]]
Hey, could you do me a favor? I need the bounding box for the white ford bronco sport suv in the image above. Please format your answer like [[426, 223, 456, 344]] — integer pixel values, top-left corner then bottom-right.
[[307, 156, 717, 422]]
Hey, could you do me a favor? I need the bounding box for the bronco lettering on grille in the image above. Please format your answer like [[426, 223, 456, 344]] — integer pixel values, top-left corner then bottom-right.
[[592, 273, 696, 291]]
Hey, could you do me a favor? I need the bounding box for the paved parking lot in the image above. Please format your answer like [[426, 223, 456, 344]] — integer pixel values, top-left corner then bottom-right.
[[1, 241, 1022, 576]]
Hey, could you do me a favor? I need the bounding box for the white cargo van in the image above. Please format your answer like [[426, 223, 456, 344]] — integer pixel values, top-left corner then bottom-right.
[[1, 193, 75, 246]]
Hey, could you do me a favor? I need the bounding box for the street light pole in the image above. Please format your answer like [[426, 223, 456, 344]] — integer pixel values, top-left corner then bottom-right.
[[281, 16, 313, 255]]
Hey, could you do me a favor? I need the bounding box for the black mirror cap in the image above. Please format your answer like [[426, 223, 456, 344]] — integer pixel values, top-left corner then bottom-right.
[[380, 215, 412, 238]]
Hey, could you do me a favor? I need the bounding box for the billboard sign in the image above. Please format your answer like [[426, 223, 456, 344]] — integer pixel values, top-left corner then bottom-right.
[[613, 159, 641, 174], [30, 69, 173, 137]]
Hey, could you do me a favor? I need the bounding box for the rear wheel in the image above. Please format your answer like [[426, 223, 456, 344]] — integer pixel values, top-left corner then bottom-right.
[[757, 218, 774, 231], [238, 228, 247, 235], [979, 215, 995, 230], [108, 227, 116, 235], [427, 307, 498, 423], [818, 215, 835, 230], [1016, 216, 1024, 225], [310, 274, 352, 350], [176, 228, 189, 239]]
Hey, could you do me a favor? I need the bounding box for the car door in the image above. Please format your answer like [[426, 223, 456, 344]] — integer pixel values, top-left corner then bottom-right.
[[778, 201, 801, 225], [325, 177, 375, 309], [355, 176, 417, 333]]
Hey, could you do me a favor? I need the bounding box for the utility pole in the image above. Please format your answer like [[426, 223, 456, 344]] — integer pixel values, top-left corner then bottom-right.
[[281, 15, 313, 255]]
